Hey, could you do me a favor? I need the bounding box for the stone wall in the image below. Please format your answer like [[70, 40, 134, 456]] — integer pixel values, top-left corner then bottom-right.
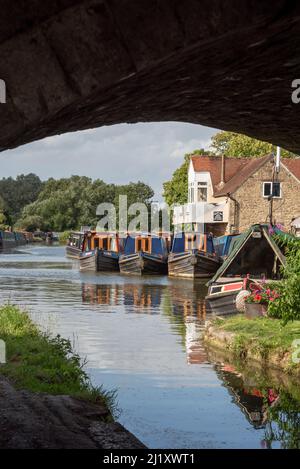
[[227, 160, 300, 233]]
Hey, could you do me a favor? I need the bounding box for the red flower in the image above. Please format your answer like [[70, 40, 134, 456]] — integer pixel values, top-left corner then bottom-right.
[[254, 294, 262, 302]]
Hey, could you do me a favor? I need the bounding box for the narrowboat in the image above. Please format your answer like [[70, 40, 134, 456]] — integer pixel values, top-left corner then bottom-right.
[[205, 224, 287, 315], [0, 231, 18, 251], [66, 231, 85, 259], [168, 232, 221, 279], [119, 233, 169, 275], [79, 232, 125, 272]]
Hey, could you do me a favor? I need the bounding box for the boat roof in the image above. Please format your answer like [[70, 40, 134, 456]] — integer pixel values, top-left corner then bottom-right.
[[207, 224, 287, 285]]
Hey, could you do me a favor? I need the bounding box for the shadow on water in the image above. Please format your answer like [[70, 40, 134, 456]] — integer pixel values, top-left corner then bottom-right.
[[0, 245, 300, 448]]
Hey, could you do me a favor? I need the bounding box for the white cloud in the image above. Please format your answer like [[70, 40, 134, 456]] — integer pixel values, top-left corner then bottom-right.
[[0, 122, 218, 199]]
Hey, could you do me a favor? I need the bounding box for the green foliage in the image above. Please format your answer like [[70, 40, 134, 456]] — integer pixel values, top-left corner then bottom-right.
[[0, 174, 43, 223], [268, 238, 300, 323], [210, 131, 297, 158], [17, 176, 154, 232], [0, 304, 117, 414], [212, 315, 300, 363]]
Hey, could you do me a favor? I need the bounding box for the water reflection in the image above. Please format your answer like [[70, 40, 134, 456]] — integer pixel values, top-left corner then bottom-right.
[[207, 348, 300, 448], [0, 246, 300, 448]]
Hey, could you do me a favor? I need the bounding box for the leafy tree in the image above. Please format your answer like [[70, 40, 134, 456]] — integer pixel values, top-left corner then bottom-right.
[[0, 173, 43, 223], [268, 237, 300, 323], [17, 176, 154, 232], [210, 131, 297, 158]]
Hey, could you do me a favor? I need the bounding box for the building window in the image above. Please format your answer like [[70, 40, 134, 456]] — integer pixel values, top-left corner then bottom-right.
[[197, 182, 208, 202], [263, 181, 281, 198], [189, 183, 195, 203]]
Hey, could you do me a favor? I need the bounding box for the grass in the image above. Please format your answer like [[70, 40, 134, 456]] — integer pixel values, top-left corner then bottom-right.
[[0, 304, 117, 416], [210, 315, 300, 368]]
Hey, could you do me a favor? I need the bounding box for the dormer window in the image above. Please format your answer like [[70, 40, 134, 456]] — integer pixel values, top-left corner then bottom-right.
[[197, 182, 208, 202]]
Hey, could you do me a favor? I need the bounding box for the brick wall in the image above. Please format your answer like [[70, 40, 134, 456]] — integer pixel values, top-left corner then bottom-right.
[[228, 160, 300, 233]]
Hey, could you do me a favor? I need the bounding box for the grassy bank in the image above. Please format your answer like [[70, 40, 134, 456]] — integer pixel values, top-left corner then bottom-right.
[[0, 304, 115, 414], [204, 315, 300, 375]]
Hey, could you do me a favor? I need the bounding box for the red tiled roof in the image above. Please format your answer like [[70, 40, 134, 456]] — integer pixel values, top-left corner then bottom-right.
[[191, 156, 247, 189], [191, 154, 300, 196], [282, 159, 300, 181], [215, 154, 273, 196]]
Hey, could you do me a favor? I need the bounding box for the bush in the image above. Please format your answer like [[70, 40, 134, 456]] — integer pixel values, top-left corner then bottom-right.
[[268, 239, 300, 323]]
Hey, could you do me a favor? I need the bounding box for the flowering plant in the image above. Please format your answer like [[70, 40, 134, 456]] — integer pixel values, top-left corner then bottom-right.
[[245, 286, 280, 305]]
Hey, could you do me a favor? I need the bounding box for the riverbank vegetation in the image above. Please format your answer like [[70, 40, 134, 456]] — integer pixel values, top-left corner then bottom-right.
[[205, 316, 300, 375], [267, 235, 300, 323], [0, 304, 116, 414]]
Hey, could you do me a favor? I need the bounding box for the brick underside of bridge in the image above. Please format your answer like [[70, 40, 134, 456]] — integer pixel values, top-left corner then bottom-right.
[[1, 0, 300, 152]]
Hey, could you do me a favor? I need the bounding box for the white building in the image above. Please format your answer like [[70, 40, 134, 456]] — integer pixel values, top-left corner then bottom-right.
[[173, 155, 230, 235]]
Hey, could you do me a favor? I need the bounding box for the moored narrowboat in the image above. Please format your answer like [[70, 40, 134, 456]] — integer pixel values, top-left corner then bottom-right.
[[168, 232, 220, 279], [0, 231, 18, 251], [205, 224, 287, 314], [66, 231, 85, 259], [119, 233, 169, 275], [79, 232, 125, 272]]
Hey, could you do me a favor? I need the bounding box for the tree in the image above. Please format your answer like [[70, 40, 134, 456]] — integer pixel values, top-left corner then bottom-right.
[[163, 149, 211, 206], [0, 173, 43, 223], [210, 131, 297, 158], [17, 176, 154, 232]]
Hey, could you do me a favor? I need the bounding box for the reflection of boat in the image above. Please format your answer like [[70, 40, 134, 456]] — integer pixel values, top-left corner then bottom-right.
[[206, 224, 286, 314], [119, 233, 169, 275], [79, 232, 124, 272], [66, 231, 85, 259], [168, 232, 227, 279], [81, 282, 163, 311], [214, 364, 278, 429]]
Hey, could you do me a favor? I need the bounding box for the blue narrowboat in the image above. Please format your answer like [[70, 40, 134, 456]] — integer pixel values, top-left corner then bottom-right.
[[168, 232, 220, 278], [119, 233, 169, 275], [79, 231, 125, 272]]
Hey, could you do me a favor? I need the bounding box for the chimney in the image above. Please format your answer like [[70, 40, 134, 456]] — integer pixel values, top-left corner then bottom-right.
[[219, 154, 225, 187]]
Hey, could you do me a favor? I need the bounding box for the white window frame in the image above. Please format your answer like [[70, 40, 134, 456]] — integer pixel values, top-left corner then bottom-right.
[[263, 181, 282, 199], [197, 181, 208, 202]]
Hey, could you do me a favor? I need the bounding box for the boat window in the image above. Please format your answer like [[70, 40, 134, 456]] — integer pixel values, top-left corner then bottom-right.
[[197, 182, 208, 202], [136, 238, 142, 252], [185, 234, 196, 251], [102, 238, 108, 250], [143, 237, 151, 253]]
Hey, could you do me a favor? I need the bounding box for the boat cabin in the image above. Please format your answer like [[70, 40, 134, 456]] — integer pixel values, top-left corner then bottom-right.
[[68, 231, 84, 250], [171, 232, 215, 254], [123, 233, 169, 257], [83, 231, 124, 253], [209, 224, 286, 283]]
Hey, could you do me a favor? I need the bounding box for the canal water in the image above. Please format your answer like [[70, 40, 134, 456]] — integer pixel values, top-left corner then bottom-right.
[[0, 245, 299, 449]]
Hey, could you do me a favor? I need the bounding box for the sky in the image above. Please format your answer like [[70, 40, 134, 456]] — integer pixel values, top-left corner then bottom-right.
[[0, 122, 218, 200]]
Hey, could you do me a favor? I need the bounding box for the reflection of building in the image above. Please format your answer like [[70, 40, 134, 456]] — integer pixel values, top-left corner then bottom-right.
[[185, 319, 207, 365]]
